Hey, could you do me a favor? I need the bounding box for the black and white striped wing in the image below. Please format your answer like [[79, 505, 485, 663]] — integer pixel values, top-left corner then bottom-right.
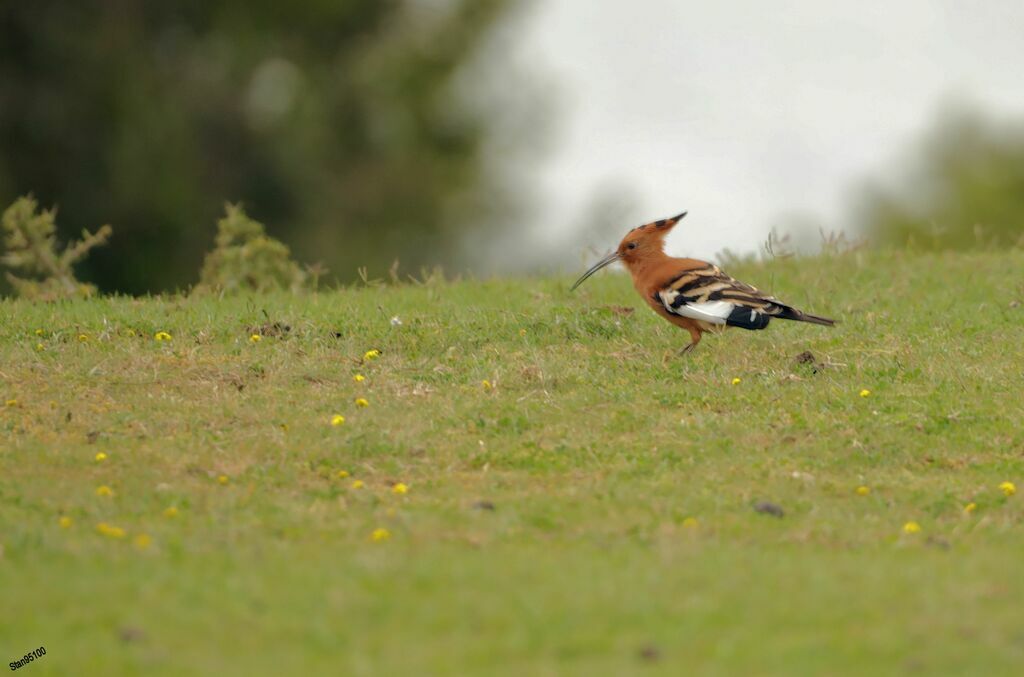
[[656, 264, 787, 330]]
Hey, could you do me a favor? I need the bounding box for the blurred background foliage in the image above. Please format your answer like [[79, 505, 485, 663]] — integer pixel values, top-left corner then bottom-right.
[[0, 0, 537, 294], [856, 106, 1024, 251], [3, 3, 1023, 297]]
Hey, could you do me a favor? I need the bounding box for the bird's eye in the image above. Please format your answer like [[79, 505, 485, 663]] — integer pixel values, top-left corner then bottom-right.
[[627, 242, 637, 250]]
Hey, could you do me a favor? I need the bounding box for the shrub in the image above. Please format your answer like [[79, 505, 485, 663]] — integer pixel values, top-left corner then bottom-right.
[[1, 196, 111, 300], [196, 203, 310, 294]]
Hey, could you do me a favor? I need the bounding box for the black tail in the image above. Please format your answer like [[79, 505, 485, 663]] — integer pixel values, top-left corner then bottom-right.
[[777, 307, 836, 327]]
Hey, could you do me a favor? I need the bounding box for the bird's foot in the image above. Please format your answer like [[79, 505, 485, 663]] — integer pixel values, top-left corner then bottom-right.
[[677, 342, 698, 357]]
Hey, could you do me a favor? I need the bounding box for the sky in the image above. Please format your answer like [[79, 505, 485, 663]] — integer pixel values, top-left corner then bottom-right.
[[498, 0, 1024, 266]]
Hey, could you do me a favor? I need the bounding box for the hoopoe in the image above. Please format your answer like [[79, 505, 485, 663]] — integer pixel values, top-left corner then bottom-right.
[[571, 212, 835, 353]]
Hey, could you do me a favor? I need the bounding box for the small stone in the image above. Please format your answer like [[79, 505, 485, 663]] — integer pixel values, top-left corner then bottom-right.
[[637, 645, 661, 662], [794, 350, 824, 373], [119, 626, 146, 643], [753, 501, 785, 518]]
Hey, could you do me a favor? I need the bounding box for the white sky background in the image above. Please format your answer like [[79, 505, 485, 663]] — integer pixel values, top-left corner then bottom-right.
[[486, 0, 1024, 269]]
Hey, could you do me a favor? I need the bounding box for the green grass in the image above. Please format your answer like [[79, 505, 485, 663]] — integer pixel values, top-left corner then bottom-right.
[[2, 250, 1023, 676]]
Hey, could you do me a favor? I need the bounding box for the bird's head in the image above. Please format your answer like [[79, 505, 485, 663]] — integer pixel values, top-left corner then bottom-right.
[[570, 211, 686, 290]]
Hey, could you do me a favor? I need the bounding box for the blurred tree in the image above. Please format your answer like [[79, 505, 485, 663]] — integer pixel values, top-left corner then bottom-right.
[[857, 106, 1024, 250], [0, 0, 535, 293]]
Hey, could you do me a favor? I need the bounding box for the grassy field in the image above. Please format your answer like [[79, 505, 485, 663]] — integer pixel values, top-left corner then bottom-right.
[[2, 249, 1023, 676]]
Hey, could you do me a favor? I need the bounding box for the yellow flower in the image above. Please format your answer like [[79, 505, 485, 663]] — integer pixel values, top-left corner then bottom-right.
[[59, 516, 73, 529], [371, 527, 391, 542], [96, 522, 126, 539], [902, 521, 921, 534], [95, 452, 108, 462], [217, 475, 229, 485], [855, 486, 870, 496], [336, 470, 350, 479], [331, 414, 346, 427], [355, 397, 369, 408], [364, 349, 381, 361], [35, 329, 45, 336], [95, 485, 114, 497], [125, 328, 137, 337], [78, 333, 89, 342], [35, 343, 44, 351], [681, 517, 699, 529], [392, 482, 409, 495], [133, 533, 152, 550], [482, 380, 493, 391], [353, 374, 366, 383], [249, 334, 262, 343], [731, 377, 741, 385], [963, 502, 977, 514], [859, 389, 871, 398], [4, 399, 17, 407], [163, 506, 179, 518], [519, 328, 527, 337], [351, 480, 365, 490], [999, 481, 1016, 497], [154, 331, 172, 342]]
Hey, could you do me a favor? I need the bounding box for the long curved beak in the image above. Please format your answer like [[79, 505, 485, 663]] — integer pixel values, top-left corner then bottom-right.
[[570, 251, 621, 291]]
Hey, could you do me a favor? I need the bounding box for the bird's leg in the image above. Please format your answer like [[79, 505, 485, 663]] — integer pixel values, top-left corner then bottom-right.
[[676, 326, 703, 356]]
